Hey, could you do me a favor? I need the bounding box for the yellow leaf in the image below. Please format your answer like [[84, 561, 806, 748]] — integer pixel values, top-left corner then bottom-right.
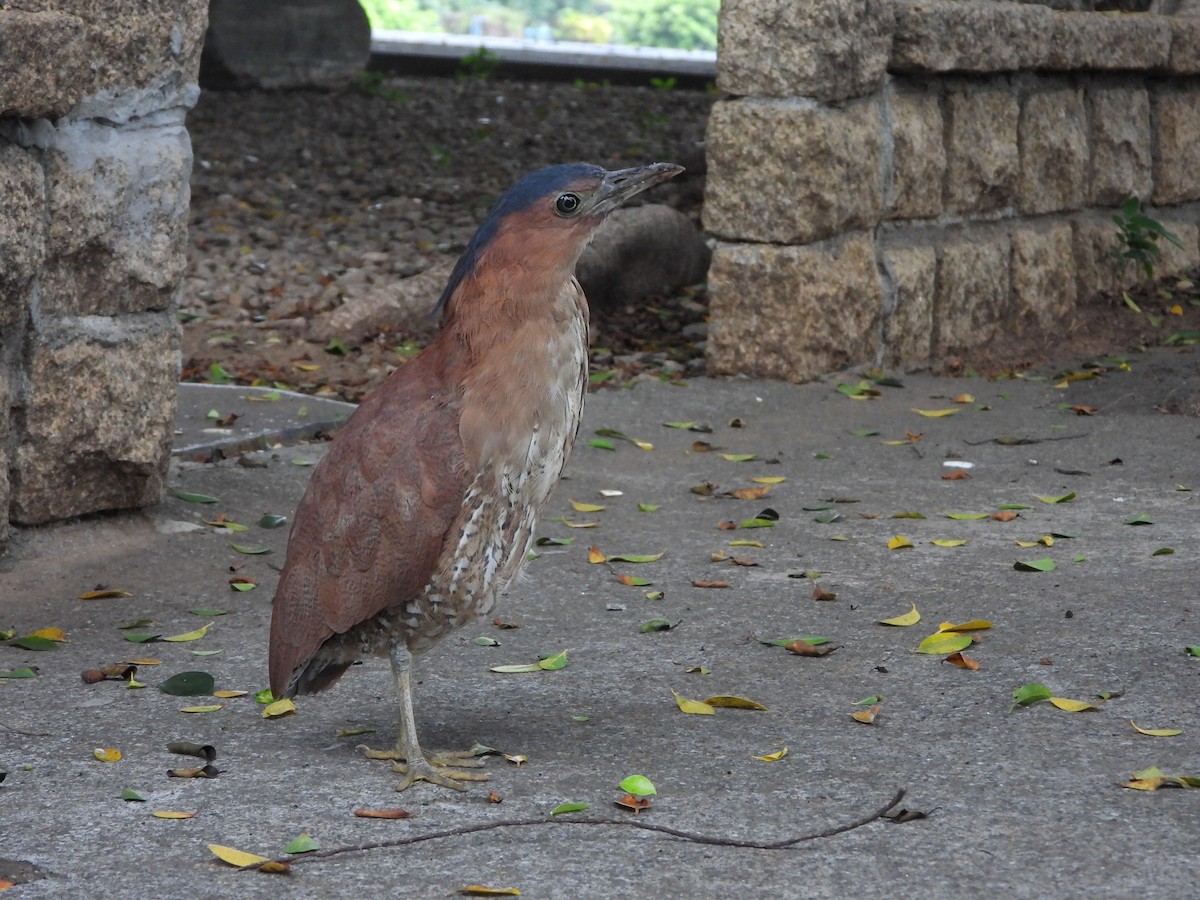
[[293, 362, 321, 372], [1014, 540, 1039, 548], [917, 632, 972, 655], [162, 622, 211, 643], [850, 704, 881, 724], [212, 690, 247, 699], [93, 747, 121, 763], [672, 690, 715, 715], [262, 698, 296, 719], [911, 408, 959, 417], [752, 746, 788, 762], [78, 588, 133, 599], [632, 440, 653, 451], [953, 393, 975, 404], [568, 499, 605, 513], [587, 546, 607, 564], [153, 811, 195, 819], [930, 539, 967, 547], [1049, 697, 1100, 712], [1168, 304, 1183, 316], [1131, 721, 1182, 737], [561, 519, 599, 529], [28, 627, 66, 642], [208, 844, 273, 868], [125, 658, 161, 665], [728, 539, 764, 548], [703, 695, 767, 710], [936, 619, 993, 633], [887, 535, 914, 550], [878, 603, 920, 627], [750, 476, 786, 484], [882, 439, 910, 445], [181, 704, 224, 713], [462, 887, 521, 897], [1123, 776, 1167, 791]]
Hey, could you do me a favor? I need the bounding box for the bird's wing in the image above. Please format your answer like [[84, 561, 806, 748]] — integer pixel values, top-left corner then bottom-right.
[[268, 358, 467, 696]]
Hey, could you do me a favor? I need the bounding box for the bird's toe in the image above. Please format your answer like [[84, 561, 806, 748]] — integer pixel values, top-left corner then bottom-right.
[[390, 757, 487, 791]]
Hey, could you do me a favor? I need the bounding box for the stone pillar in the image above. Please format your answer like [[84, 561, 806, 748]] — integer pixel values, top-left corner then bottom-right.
[[0, 1, 208, 547]]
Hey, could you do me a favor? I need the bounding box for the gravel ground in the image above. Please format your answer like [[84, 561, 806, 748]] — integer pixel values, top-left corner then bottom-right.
[[181, 75, 1200, 402], [181, 75, 713, 402]]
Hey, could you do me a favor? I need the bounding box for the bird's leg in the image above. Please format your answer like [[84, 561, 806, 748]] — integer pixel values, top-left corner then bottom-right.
[[360, 643, 487, 791]]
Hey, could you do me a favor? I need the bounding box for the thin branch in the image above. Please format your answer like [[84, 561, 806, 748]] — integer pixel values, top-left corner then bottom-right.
[[0, 720, 52, 737], [277, 787, 906, 867]]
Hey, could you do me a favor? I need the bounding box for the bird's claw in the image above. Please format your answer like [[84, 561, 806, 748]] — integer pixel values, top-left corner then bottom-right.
[[359, 745, 485, 768], [390, 758, 489, 792]]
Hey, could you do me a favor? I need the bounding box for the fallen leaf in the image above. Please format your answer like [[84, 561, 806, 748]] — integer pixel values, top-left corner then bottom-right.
[[1009, 682, 1052, 714], [282, 832, 321, 855], [943, 651, 980, 670], [153, 811, 195, 819], [1034, 492, 1076, 504], [751, 476, 787, 484], [208, 844, 272, 868], [1014, 557, 1057, 572], [691, 579, 730, 589], [937, 619, 993, 633], [753, 747, 789, 762], [912, 408, 959, 417], [180, 704, 223, 714], [353, 808, 413, 819], [615, 794, 652, 812], [850, 704, 881, 724], [158, 671, 216, 696], [672, 691, 715, 715], [785, 640, 839, 657], [78, 588, 132, 600], [121, 788, 147, 802], [720, 453, 757, 462], [878, 604, 920, 627], [1071, 405, 1098, 416], [941, 471, 969, 481], [551, 802, 589, 816], [1131, 721, 1182, 737], [930, 539, 967, 548], [1049, 697, 1100, 712], [887, 535, 914, 550], [728, 485, 771, 501], [703, 695, 767, 710], [568, 499, 605, 513], [811, 583, 837, 602], [162, 623, 212, 643], [262, 698, 296, 719], [945, 512, 988, 520], [953, 393, 975, 404], [916, 633, 972, 655], [991, 510, 1019, 522], [606, 550, 666, 563], [638, 618, 680, 633], [93, 747, 122, 763], [618, 774, 656, 796], [587, 546, 607, 564]]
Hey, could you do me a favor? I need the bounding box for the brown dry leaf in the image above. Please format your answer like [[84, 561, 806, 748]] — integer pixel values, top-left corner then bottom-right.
[[1071, 405, 1098, 416], [786, 640, 839, 657], [905, 432, 923, 442], [811, 583, 837, 602], [850, 704, 881, 724], [941, 471, 970, 481], [691, 440, 714, 453], [492, 618, 519, 629], [353, 808, 413, 819], [692, 579, 731, 589], [615, 793, 652, 813], [728, 485, 771, 501], [78, 588, 133, 600], [587, 546, 607, 564], [488, 791, 503, 804], [729, 557, 758, 567], [716, 520, 737, 531], [704, 695, 768, 710], [943, 651, 981, 670], [991, 510, 1018, 522]]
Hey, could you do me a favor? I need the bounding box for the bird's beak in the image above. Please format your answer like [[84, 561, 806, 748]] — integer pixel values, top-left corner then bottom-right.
[[588, 162, 685, 216]]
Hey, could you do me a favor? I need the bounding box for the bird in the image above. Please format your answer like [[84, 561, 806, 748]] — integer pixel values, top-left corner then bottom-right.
[[269, 161, 684, 791]]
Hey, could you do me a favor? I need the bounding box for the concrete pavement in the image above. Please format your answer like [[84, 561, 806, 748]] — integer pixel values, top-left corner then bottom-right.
[[2, 349, 1198, 897]]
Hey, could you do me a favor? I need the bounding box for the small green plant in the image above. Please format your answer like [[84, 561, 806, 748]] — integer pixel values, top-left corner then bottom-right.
[[457, 47, 500, 81], [1111, 196, 1183, 281], [353, 71, 408, 101], [648, 76, 677, 90]]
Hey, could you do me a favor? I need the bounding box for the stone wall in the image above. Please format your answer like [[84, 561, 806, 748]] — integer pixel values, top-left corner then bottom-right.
[[0, 1, 208, 548], [704, 0, 1200, 380]]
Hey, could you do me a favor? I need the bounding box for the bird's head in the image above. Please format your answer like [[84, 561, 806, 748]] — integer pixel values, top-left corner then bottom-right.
[[435, 162, 684, 320]]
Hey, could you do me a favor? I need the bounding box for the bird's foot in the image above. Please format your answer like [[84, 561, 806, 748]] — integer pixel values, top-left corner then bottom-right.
[[390, 754, 489, 792], [358, 744, 487, 791]]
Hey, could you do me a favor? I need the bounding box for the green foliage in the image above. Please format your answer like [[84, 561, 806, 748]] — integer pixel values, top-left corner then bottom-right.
[[457, 47, 501, 80], [359, 0, 440, 31], [1112, 196, 1184, 281], [608, 0, 719, 51]]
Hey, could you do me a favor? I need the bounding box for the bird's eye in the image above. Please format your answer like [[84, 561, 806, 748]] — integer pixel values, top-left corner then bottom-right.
[[554, 193, 582, 216]]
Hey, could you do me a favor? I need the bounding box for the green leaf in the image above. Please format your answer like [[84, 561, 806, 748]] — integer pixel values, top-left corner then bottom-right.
[[258, 514, 288, 529], [619, 575, 652, 586], [1009, 682, 1052, 714], [758, 635, 830, 647], [945, 512, 987, 520], [6, 636, 58, 651], [1152, 547, 1174, 556], [1014, 557, 1057, 572], [637, 503, 660, 512], [472, 636, 500, 647], [588, 438, 616, 451], [1186, 646, 1200, 657], [169, 488, 218, 504], [324, 337, 349, 355], [121, 788, 147, 802], [1124, 514, 1154, 526], [721, 453, 757, 462], [738, 517, 776, 529], [254, 688, 275, 704], [915, 633, 971, 655], [0, 667, 38, 678], [1034, 492, 1076, 504], [290, 458, 314, 467], [230, 583, 256, 592], [117, 619, 155, 630], [535, 536, 574, 546], [849, 428, 879, 437], [997, 503, 1032, 511], [282, 833, 321, 854], [638, 618, 680, 633], [158, 671, 216, 696], [891, 510, 926, 519], [208, 362, 232, 384], [537, 650, 569, 671], [619, 774, 656, 797], [663, 421, 695, 429], [489, 663, 542, 674], [189, 609, 229, 617], [123, 632, 162, 643], [229, 543, 271, 555], [606, 551, 666, 563], [551, 802, 589, 816], [191, 649, 224, 657]]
